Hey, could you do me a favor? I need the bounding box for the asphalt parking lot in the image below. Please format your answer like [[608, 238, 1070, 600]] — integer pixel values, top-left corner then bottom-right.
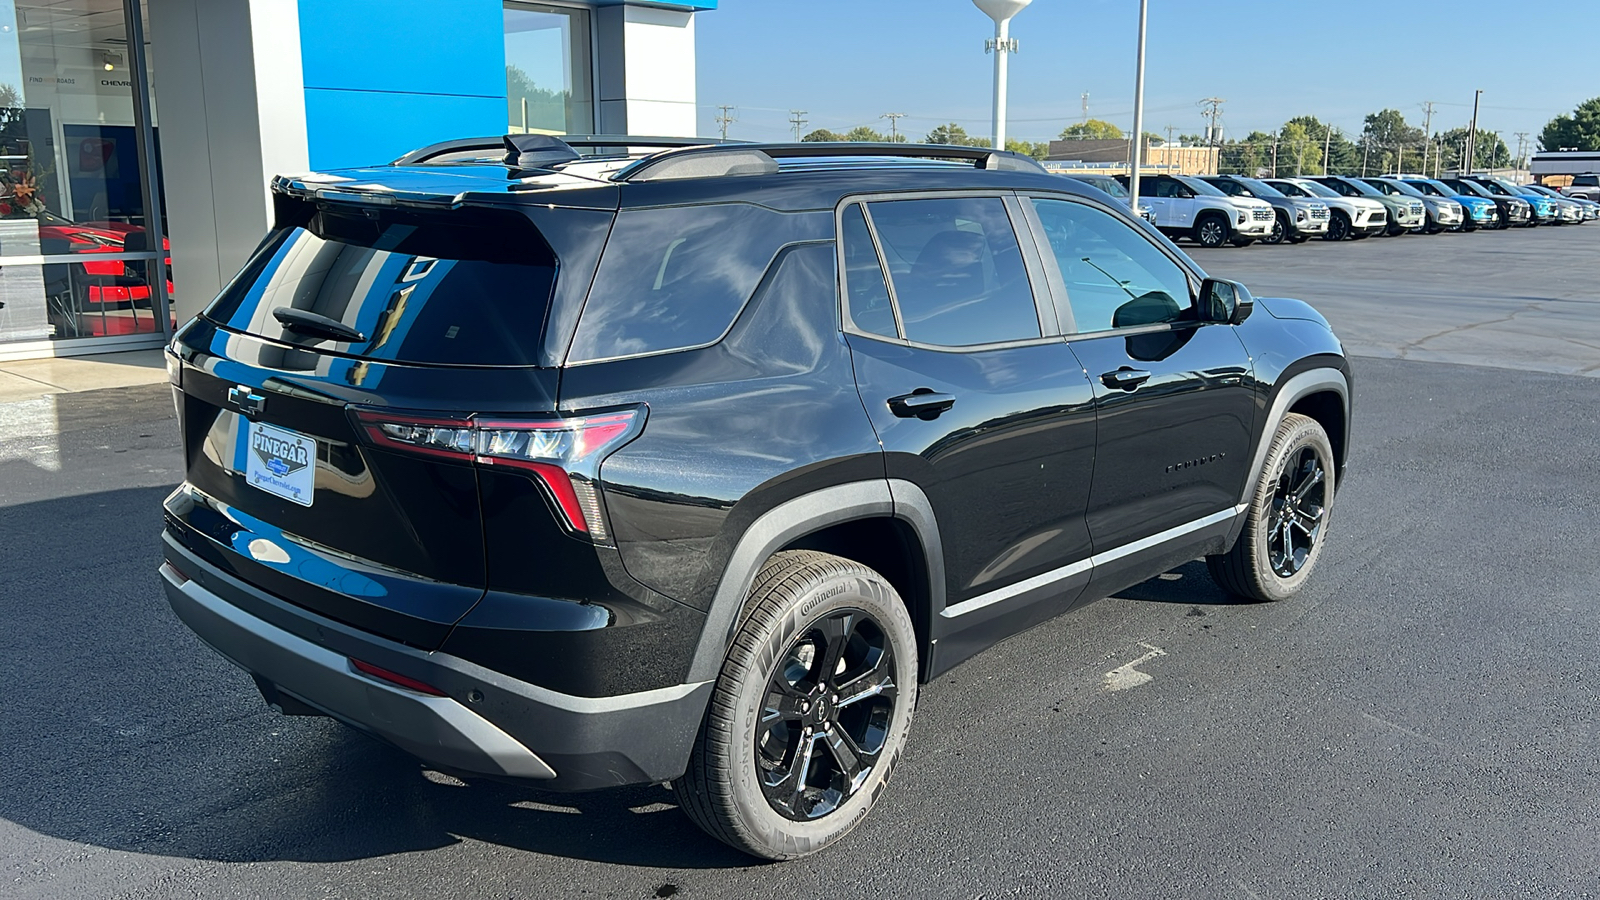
[[2, 227, 1596, 899]]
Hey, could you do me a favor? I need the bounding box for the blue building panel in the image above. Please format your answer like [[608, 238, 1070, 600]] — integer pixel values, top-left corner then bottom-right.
[[299, 0, 506, 97], [304, 89, 505, 170]]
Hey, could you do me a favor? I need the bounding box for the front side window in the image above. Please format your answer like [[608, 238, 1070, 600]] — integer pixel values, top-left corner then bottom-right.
[[505, 3, 594, 135], [1031, 198, 1194, 334], [864, 196, 1040, 347]]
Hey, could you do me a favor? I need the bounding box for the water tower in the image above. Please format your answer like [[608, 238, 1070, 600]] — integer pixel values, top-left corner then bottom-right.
[[972, 0, 1033, 151]]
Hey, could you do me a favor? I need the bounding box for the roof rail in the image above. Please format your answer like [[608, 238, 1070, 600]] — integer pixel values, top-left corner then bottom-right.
[[614, 141, 1048, 182], [391, 134, 736, 166]]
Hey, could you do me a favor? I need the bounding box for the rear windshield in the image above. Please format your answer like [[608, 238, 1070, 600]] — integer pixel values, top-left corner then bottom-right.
[[206, 207, 557, 366]]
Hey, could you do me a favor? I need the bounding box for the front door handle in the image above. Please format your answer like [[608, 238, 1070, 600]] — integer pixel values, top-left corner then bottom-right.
[[888, 389, 956, 420], [1101, 368, 1152, 391]]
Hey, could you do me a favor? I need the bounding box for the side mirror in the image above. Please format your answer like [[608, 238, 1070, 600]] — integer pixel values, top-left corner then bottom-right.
[[1176, 188, 1194, 198], [1200, 277, 1253, 325]]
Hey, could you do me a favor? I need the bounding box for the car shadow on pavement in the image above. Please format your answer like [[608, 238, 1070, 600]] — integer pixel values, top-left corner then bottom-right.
[[1113, 559, 1243, 606], [0, 485, 755, 870]]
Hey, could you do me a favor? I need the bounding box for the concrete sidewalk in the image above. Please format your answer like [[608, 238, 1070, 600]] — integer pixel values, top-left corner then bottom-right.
[[0, 350, 169, 403]]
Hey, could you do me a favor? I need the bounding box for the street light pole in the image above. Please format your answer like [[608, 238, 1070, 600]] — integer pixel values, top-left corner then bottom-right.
[[1464, 89, 1482, 176], [1127, 0, 1149, 215], [973, 0, 1032, 151]]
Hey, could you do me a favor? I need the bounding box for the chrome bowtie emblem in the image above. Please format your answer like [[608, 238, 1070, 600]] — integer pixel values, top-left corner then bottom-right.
[[228, 385, 266, 417]]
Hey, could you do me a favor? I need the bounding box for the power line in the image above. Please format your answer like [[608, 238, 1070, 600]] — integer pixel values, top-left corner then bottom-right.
[[715, 105, 737, 141], [1081, 92, 1089, 124], [788, 109, 809, 141], [1198, 97, 1225, 149]]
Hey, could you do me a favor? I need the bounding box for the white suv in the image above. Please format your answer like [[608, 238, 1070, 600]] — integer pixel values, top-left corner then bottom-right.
[[1119, 173, 1275, 248]]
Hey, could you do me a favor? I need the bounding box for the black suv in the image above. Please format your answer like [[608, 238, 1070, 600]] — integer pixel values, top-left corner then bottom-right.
[[160, 135, 1352, 859]]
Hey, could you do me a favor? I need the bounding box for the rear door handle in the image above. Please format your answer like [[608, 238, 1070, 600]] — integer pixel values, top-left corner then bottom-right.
[[1100, 368, 1152, 391], [888, 389, 956, 419]]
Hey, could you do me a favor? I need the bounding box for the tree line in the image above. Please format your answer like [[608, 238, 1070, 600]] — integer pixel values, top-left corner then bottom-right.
[[1211, 110, 1512, 178], [800, 122, 1051, 160]]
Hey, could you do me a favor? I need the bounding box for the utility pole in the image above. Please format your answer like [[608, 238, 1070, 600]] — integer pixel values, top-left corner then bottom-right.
[[1361, 137, 1369, 177], [881, 112, 907, 142], [1197, 97, 1224, 176], [1514, 131, 1529, 173], [1271, 133, 1279, 178], [1420, 100, 1436, 177], [1322, 125, 1333, 175], [788, 109, 808, 141], [715, 105, 736, 141], [1464, 89, 1482, 175], [1081, 92, 1089, 124], [1396, 144, 1403, 177]]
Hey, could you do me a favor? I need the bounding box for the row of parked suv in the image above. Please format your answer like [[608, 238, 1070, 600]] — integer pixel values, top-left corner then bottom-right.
[[1070, 171, 1597, 248]]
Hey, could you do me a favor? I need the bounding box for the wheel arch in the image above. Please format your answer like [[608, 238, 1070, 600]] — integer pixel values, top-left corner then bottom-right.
[[685, 479, 945, 685], [1240, 367, 1351, 512]]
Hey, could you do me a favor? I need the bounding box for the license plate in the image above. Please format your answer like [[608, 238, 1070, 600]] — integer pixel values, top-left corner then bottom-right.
[[243, 420, 316, 507]]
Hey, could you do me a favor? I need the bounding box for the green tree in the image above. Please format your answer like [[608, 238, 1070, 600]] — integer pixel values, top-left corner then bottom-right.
[[506, 65, 569, 133], [801, 128, 844, 142], [1360, 109, 1424, 175], [1058, 118, 1124, 140], [1435, 127, 1511, 171], [1540, 97, 1600, 151], [844, 125, 886, 142], [1219, 130, 1275, 176], [1005, 138, 1049, 159], [925, 122, 977, 145], [1283, 115, 1357, 175]]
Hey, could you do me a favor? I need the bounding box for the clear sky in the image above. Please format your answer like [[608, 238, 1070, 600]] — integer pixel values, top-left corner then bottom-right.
[[695, 0, 1600, 152]]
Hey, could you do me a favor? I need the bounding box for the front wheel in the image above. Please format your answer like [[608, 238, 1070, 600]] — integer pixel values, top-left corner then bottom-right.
[[1323, 211, 1351, 241], [1207, 413, 1336, 602], [1193, 212, 1231, 248], [1262, 213, 1287, 245], [675, 551, 918, 860]]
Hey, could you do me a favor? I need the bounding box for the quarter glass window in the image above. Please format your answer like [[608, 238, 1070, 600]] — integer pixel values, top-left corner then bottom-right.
[[1031, 199, 1193, 334], [841, 204, 896, 338], [866, 197, 1040, 347]]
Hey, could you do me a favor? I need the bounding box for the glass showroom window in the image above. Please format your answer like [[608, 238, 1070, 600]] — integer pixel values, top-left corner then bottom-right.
[[0, 0, 168, 352], [505, 3, 593, 136]]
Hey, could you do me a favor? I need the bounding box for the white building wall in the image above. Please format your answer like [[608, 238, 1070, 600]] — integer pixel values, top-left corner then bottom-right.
[[596, 6, 697, 137], [148, 0, 308, 322]]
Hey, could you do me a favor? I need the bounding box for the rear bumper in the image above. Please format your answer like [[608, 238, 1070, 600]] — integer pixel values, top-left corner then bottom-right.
[[161, 539, 713, 791]]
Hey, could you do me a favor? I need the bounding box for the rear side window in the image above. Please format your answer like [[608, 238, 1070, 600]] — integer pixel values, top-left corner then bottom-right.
[[840, 204, 897, 338], [1575, 175, 1598, 186], [206, 208, 556, 366], [568, 203, 819, 364], [865, 196, 1040, 347]]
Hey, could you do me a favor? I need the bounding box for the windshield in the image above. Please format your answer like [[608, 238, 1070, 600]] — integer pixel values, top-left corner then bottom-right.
[[1448, 180, 1491, 198], [1176, 175, 1228, 197], [1235, 177, 1285, 198], [1377, 179, 1424, 197], [1405, 179, 1445, 197], [1524, 186, 1556, 197], [1336, 178, 1385, 198], [1076, 175, 1129, 198], [1297, 180, 1341, 199], [1265, 180, 1306, 197]]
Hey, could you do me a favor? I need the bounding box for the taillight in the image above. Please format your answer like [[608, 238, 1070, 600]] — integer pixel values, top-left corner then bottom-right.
[[351, 407, 643, 542]]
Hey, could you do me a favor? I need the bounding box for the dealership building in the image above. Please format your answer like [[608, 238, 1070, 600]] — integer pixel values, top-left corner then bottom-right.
[[0, 0, 712, 361]]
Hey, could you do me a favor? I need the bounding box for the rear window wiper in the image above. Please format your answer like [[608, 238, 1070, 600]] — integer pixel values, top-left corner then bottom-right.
[[272, 307, 367, 344]]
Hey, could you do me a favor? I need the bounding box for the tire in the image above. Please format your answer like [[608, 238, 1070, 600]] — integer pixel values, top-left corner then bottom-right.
[[1424, 215, 1443, 235], [1288, 234, 1310, 244], [1323, 210, 1351, 241], [1494, 208, 1509, 230], [1262, 213, 1288, 245], [1207, 413, 1336, 603], [1193, 212, 1230, 248], [1230, 237, 1256, 247], [675, 550, 918, 860]]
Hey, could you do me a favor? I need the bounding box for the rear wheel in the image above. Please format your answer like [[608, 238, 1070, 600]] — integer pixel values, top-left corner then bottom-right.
[[675, 551, 918, 860], [1323, 210, 1351, 241], [1207, 413, 1335, 602], [1194, 212, 1231, 248]]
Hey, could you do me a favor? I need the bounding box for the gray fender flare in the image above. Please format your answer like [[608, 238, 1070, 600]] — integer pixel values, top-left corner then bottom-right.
[[685, 478, 944, 683], [1236, 367, 1350, 517]]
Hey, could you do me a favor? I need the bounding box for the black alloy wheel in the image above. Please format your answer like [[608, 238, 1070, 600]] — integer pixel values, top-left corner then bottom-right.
[[1207, 412, 1336, 603], [1265, 446, 1327, 578], [1263, 213, 1287, 245], [675, 550, 918, 859], [1323, 211, 1350, 241], [757, 610, 897, 821], [1195, 213, 1230, 248]]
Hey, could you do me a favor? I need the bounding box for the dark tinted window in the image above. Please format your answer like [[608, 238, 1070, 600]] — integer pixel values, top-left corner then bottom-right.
[[206, 208, 556, 366], [1574, 175, 1599, 186], [1031, 198, 1193, 334], [867, 196, 1040, 347], [841, 204, 897, 338], [569, 203, 815, 363]]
